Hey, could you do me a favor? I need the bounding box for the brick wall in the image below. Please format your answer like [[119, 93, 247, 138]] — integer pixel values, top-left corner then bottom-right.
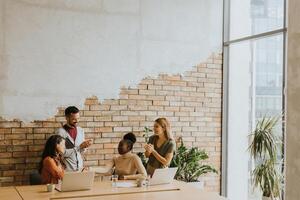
[[0, 53, 222, 192]]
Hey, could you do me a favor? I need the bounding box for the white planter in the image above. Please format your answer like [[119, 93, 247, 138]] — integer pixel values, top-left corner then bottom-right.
[[186, 181, 204, 190]]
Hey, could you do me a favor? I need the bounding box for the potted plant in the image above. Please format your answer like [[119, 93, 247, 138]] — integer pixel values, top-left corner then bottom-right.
[[248, 116, 283, 200], [170, 138, 218, 189]]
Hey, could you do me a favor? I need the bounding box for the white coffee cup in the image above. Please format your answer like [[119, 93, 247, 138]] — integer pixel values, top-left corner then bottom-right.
[[46, 184, 55, 192]]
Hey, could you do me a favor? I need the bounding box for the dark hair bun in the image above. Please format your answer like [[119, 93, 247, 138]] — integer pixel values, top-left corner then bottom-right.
[[123, 132, 136, 144]]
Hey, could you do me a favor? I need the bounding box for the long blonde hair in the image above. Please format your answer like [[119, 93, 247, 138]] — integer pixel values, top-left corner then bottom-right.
[[155, 118, 173, 140]]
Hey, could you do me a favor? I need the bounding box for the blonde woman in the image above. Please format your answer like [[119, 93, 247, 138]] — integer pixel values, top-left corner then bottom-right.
[[144, 118, 176, 176]]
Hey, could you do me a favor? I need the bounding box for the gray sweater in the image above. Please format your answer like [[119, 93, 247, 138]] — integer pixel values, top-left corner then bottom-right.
[[55, 126, 86, 171]]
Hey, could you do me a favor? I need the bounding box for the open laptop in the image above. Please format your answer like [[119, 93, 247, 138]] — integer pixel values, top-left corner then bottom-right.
[[55, 171, 95, 192], [149, 167, 178, 186]]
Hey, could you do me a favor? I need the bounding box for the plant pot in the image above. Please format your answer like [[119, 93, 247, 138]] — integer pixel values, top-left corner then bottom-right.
[[186, 181, 204, 190]]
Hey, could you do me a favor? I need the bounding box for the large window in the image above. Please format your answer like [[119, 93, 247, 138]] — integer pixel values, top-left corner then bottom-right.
[[222, 1, 286, 200]]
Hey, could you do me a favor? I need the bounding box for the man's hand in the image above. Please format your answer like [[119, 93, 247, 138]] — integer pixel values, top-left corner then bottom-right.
[[80, 139, 92, 149], [81, 166, 90, 172]]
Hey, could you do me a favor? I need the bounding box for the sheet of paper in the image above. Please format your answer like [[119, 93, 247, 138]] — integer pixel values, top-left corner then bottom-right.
[[116, 181, 137, 188]]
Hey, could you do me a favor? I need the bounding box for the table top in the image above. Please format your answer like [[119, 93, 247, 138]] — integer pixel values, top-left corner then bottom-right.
[[10, 180, 226, 200], [0, 186, 22, 200], [53, 190, 225, 200]]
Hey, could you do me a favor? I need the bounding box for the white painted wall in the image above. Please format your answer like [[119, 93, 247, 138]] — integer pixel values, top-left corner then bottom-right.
[[0, 0, 223, 121]]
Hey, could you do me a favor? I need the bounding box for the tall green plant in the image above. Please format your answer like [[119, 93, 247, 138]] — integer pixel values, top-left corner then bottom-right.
[[143, 126, 152, 143], [248, 116, 283, 199], [170, 139, 217, 182]]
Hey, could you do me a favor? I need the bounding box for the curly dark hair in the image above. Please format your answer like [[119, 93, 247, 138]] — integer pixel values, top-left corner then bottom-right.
[[122, 132, 136, 151]]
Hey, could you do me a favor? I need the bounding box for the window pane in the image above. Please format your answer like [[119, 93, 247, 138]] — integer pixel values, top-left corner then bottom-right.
[[229, 0, 284, 40], [227, 34, 283, 200]]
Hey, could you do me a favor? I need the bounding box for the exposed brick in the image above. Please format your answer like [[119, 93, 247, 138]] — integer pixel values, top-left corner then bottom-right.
[[156, 90, 174, 96], [139, 90, 155, 95], [0, 53, 222, 192], [84, 99, 99, 105], [0, 128, 11, 134], [148, 106, 164, 111], [84, 111, 102, 116], [103, 100, 120, 105], [110, 105, 128, 111], [120, 111, 139, 116], [0, 122, 21, 128], [146, 95, 165, 101], [102, 132, 123, 138], [5, 134, 26, 140], [94, 116, 112, 122], [104, 122, 122, 126], [128, 95, 147, 100], [153, 101, 169, 106], [90, 105, 110, 111], [0, 177, 14, 183], [0, 140, 12, 145], [148, 85, 162, 90], [162, 85, 181, 91], [128, 105, 148, 111], [93, 138, 111, 144], [33, 128, 55, 134], [13, 140, 33, 145], [122, 121, 139, 126], [137, 85, 147, 90], [28, 145, 44, 152], [0, 152, 12, 158], [86, 122, 104, 127], [139, 111, 157, 116], [95, 127, 113, 132], [113, 127, 132, 132], [118, 91, 126, 99], [140, 79, 153, 85], [101, 111, 120, 116], [0, 158, 25, 164], [120, 89, 138, 95], [128, 116, 145, 121], [112, 116, 128, 121], [169, 80, 186, 87], [119, 100, 137, 105]]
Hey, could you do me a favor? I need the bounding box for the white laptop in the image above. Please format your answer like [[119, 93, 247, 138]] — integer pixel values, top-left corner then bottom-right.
[[149, 167, 178, 186], [55, 171, 95, 192]]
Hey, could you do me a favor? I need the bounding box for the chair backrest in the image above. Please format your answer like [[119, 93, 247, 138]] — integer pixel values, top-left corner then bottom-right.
[[29, 172, 42, 185]]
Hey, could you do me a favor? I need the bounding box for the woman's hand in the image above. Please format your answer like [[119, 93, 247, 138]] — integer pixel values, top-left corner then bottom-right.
[[144, 144, 154, 154]]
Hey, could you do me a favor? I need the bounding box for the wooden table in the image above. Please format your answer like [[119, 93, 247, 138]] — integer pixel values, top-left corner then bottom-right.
[[0, 186, 22, 200], [12, 180, 226, 200]]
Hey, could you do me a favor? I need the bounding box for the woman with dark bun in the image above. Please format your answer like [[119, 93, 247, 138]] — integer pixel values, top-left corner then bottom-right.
[[100, 132, 147, 180]]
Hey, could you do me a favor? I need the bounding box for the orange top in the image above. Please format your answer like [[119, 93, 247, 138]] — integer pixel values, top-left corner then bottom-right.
[[41, 156, 64, 184]]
